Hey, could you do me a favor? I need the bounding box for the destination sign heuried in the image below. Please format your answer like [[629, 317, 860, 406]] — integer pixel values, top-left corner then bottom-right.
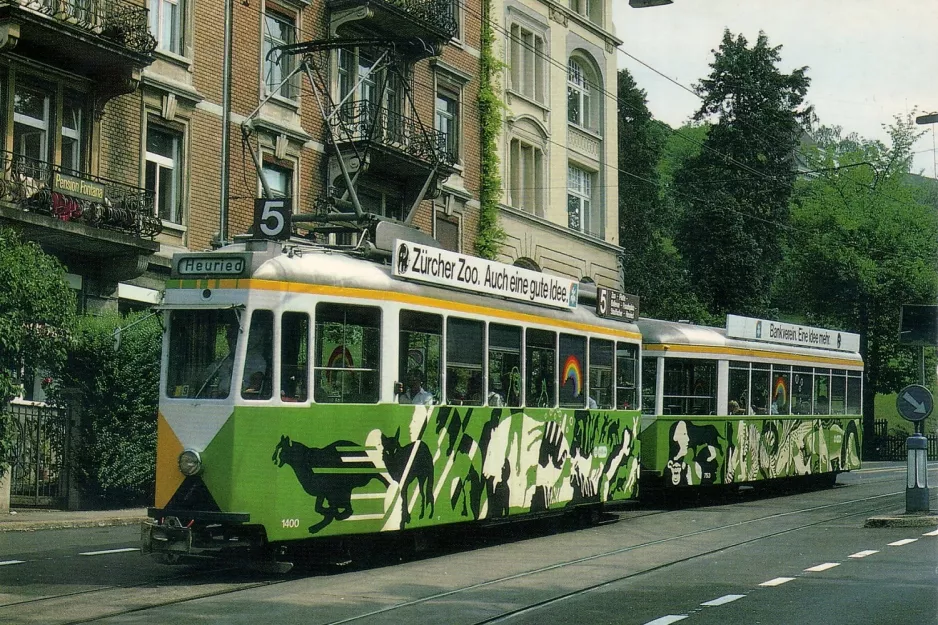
[[392, 239, 578, 310], [726, 314, 860, 352], [175, 255, 247, 277]]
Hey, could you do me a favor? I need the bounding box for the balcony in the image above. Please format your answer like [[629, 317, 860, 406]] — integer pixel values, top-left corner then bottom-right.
[[330, 100, 456, 178], [328, 0, 457, 46], [0, 0, 155, 94], [0, 151, 160, 279]]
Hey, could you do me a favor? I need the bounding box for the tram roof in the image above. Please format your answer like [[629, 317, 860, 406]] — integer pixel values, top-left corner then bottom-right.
[[636, 317, 864, 366], [202, 240, 643, 340]]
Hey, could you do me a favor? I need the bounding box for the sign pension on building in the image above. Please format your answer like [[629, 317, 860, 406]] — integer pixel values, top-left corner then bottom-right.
[[392, 239, 578, 310], [726, 314, 860, 352]]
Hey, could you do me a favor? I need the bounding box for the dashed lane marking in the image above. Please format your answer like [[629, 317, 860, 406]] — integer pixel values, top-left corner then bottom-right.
[[643, 616, 688, 625], [849, 550, 879, 558], [79, 548, 140, 556], [0, 560, 25, 566], [923, 529, 938, 537], [887, 539, 918, 547], [701, 594, 746, 607], [759, 577, 795, 587], [804, 562, 840, 572]]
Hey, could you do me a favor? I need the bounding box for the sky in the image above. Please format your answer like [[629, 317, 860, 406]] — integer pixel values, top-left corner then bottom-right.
[[612, 0, 938, 178]]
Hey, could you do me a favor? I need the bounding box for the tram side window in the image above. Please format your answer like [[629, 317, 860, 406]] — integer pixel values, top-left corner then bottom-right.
[[446, 317, 484, 405], [770, 365, 791, 415], [167, 309, 240, 399], [559, 334, 587, 408], [728, 363, 750, 414], [663, 358, 716, 415], [791, 366, 813, 415], [830, 370, 847, 415], [399, 311, 442, 405], [242, 310, 273, 400], [641, 357, 657, 415], [315, 303, 381, 403], [813, 368, 831, 415], [751, 364, 771, 414], [281, 312, 309, 402], [489, 323, 521, 407], [526, 329, 556, 407], [589, 338, 614, 410], [616, 342, 638, 410], [846, 372, 862, 414]]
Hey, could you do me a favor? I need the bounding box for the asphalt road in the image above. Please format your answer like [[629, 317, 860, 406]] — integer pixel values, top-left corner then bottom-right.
[[1, 463, 936, 625]]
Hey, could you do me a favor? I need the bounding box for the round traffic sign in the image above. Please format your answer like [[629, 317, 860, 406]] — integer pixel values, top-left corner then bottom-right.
[[896, 384, 933, 422]]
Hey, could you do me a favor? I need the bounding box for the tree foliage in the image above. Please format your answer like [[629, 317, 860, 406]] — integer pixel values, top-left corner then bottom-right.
[[776, 116, 938, 445], [46, 311, 161, 506], [0, 228, 75, 478], [674, 30, 811, 316]]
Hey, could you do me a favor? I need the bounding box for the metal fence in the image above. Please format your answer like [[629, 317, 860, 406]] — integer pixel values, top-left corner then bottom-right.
[[5, 403, 71, 508], [869, 418, 938, 461]]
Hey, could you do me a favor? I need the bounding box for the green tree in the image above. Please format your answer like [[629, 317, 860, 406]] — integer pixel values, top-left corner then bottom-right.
[[776, 117, 938, 451], [0, 229, 75, 478], [46, 312, 161, 505], [616, 70, 712, 322], [674, 30, 811, 316]]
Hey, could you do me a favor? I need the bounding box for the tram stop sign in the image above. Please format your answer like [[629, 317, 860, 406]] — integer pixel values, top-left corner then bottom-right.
[[896, 384, 933, 422]]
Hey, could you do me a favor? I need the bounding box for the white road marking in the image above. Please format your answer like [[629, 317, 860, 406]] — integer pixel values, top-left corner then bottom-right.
[[760, 577, 795, 587], [643, 616, 688, 625], [888, 538, 919, 547], [79, 548, 140, 556], [923, 529, 938, 537], [805, 562, 840, 572], [0, 560, 25, 566], [849, 550, 879, 558], [701, 594, 746, 606]]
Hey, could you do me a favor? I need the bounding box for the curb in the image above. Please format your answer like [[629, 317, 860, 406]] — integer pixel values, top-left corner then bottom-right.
[[0, 516, 147, 532], [864, 514, 938, 529]]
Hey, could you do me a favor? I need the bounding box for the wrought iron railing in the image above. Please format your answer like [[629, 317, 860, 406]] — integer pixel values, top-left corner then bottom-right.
[[329, 0, 458, 40], [0, 151, 162, 239], [332, 100, 457, 168], [6, 0, 156, 55]]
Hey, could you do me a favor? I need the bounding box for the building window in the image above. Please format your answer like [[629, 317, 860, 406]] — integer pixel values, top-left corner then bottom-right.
[[567, 59, 591, 129], [435, 212, 459, 252], [509, 138, 544, 214], [568, 0, 600, 23], [567, 164, 596, 235], [9, 79, 90, 174], [262, 160, 293, 199], [263, 9, 297, 100], [509, 24, 545, 103], [13, 84, 51, 163], [145, 125, 183, 224], [150, 0, 184, 55], [435, 87, 459, 162], [335, 47, 403, 132], [61, 94, 84, 174]]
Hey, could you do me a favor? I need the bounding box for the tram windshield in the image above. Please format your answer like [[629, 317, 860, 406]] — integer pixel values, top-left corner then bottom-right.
[[166, 309, 241, 399]]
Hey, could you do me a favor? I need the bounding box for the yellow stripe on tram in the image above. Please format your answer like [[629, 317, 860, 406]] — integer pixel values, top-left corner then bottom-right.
[[643, 343, 861, 368]]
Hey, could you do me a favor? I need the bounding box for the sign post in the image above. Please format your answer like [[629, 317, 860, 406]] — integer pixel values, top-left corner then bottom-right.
[[896, 384, 932, 513]]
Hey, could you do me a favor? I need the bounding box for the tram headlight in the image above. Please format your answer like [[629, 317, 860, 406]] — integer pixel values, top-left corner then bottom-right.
[[178, 449, 203, 476]]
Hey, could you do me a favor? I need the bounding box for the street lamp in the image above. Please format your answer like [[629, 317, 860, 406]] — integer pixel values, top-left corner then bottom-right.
[[629, 0, 673, 7], [916, 113, 938, 125]]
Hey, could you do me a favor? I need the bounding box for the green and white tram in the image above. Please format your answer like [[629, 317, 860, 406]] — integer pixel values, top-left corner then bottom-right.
[[143, 227, 643, 563], [636, 315, 863, 489]]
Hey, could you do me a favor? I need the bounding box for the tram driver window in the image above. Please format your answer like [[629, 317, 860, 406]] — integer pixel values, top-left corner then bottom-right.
[[167, 309, 240, 399], [399, 311, 442, 404], [526, 329, 556, 408], [281, 312, 309, 402], [589, 338, 614, 410], [559, 334, 587, 408], [241, 310, 273, 400], [446, 317, 484, 405], [616, 342, 638, 410], [314, 303, 381, 403], [489, 323, 521, 407]]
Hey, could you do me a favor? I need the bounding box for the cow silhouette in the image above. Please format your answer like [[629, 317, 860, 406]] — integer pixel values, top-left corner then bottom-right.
[[381, 428, 435, 529], [273, 435, 386, 534]]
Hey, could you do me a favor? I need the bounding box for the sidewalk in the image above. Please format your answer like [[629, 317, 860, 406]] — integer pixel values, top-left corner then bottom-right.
[[0, 508, 147, 532]]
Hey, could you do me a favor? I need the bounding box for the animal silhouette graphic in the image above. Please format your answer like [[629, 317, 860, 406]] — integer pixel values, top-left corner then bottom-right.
[[381, 428, 435, 528], [272, 435, 386, 534]]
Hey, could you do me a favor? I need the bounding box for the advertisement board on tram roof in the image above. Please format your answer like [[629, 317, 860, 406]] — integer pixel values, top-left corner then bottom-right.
[[726, 314, 860, 352]]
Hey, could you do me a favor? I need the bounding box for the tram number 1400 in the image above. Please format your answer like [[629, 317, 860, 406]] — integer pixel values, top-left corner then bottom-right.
[[281, 518, 301, 529]]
